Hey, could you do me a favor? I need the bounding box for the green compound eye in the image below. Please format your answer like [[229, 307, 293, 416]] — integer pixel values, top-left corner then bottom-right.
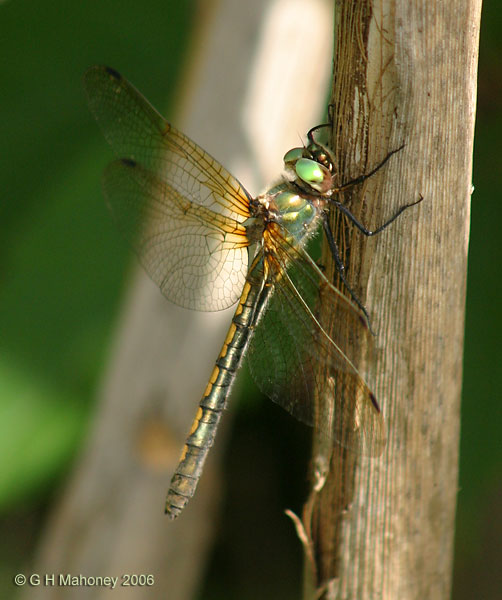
[[295, 158, 324, 182], [295, 158, 332, 192], [283, 147, 305, 166]]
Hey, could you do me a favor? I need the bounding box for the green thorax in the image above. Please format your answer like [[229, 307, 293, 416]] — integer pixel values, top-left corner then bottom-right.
[[266, 183, 320, 245]]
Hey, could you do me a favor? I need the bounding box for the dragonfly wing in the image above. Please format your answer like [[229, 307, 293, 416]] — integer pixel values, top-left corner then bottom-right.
[[248, 225, 385, 456], [103, 159, 249, 311], [84, 65, 252, 311], [84, 66, 251, 222]]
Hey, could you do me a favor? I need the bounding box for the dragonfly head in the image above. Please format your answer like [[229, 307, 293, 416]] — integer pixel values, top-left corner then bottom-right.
[[283, 144, 334, 194]]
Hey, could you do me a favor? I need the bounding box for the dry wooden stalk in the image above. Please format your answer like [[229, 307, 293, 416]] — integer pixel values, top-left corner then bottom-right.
[[300, 1, 481, 598]]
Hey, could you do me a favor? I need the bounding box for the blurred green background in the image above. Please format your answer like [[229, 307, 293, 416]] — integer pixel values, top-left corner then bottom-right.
[[0, 1, 499, 599]]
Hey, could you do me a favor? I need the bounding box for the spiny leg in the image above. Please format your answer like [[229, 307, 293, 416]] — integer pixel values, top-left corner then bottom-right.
[[328, 143, 423, 235], [329, 194, 424, 237], [323, 188, 422, 332], [321, 214, 374, 333], [315, 141, 422, 328], [307, 122, 331, 143], [333, 145, 405, 194]]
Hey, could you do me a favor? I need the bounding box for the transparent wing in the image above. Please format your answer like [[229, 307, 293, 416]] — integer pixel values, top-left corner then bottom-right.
[[103, 159, 249, 310], [84, 65, 252, 311], [248, 224, 385, 456]]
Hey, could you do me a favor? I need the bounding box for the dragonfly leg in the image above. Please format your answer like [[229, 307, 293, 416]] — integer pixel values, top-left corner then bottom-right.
[[321, 214, 374, 332], [329, 194, 424, 237], [333, 145, 406, 194], [307, 122, 331, 144]]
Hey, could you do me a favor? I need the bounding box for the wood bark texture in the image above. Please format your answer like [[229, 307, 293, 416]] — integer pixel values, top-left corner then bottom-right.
[[303, 1, 481, 598]]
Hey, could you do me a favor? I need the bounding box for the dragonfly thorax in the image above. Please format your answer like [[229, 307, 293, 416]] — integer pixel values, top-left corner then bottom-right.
[[261, 183, 322, 247]]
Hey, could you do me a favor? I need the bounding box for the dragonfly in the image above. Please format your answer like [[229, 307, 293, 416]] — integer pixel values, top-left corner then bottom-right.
[[84, 65, 421, 519]]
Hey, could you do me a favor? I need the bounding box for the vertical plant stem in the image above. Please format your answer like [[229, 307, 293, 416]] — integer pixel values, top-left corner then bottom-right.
[[303, 1, 481, 598]]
